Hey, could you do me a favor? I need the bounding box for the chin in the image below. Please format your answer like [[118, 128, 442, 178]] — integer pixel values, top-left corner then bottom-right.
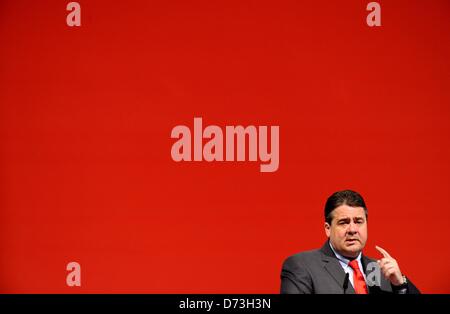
[[343, 245, 362, 255]]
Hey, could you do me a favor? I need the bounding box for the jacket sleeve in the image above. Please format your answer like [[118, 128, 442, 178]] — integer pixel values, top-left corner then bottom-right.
[[406, 277, 421, 294], [280, 256, 314, 294]]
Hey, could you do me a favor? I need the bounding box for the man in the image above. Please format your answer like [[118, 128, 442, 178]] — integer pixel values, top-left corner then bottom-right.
[[280, 190, 420, 294]]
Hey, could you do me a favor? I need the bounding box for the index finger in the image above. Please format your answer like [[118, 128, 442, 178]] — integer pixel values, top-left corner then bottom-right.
[[375, 245, 392, 258]]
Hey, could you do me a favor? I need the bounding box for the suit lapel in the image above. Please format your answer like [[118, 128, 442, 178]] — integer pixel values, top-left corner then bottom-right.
[[320, 241, 356, 294]]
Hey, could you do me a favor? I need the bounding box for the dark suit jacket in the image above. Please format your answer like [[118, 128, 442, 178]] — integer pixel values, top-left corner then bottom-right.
[[280, 241, 420, 294]]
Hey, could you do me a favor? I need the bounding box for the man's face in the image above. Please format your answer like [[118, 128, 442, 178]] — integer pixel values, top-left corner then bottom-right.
[[324, 205, 368, 258]]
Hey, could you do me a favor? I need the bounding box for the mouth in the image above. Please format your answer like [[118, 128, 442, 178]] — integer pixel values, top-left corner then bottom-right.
[[345, 239, 359, 244]]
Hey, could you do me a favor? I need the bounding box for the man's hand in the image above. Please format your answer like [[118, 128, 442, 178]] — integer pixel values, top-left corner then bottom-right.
[[375, 246, 405, 286]]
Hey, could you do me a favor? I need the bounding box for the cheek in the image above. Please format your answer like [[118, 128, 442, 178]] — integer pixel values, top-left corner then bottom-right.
[[358, 226, 368, 239], [333, 228, 346, 238], [362, 226, 368, 237], [360, 224, 368, 233]]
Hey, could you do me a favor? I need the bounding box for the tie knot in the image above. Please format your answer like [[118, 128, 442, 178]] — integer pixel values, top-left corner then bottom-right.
[[348, 259, 360, 271]]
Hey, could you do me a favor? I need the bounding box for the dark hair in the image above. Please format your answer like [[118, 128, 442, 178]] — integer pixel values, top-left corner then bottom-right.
[[324, 190, 368, 224]]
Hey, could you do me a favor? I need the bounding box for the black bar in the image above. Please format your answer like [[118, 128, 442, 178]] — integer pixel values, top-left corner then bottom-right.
[[0, 294, 449, 312]]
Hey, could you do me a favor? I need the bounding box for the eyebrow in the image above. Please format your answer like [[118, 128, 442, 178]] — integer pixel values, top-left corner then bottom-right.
[[337, 217, 365, 222]]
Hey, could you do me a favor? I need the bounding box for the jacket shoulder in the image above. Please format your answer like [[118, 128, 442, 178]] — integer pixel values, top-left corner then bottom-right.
[[282, 248, 322, 271]]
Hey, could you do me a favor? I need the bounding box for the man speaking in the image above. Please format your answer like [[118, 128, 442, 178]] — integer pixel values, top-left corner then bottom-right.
[[280, 190, 420, 294]]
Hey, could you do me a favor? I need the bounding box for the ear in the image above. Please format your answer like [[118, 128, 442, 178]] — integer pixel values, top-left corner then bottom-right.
[[324, 222, 331, 238]]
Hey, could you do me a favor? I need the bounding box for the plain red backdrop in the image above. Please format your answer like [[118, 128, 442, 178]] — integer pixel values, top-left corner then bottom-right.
[[1, 0, 449, 293]]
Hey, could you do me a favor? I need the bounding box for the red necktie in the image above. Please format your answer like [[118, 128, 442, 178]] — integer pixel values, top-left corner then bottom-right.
[[348, 260, 368, 294]]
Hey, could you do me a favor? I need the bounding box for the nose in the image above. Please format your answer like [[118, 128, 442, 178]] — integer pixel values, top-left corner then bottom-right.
[[347, 221, 358, 234]]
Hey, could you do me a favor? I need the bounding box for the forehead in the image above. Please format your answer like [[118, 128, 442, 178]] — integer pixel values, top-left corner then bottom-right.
[[332, 205, 366, 218]]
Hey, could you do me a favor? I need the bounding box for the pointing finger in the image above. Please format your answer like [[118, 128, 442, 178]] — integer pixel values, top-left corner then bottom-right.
[[375, 245, 392, 258]]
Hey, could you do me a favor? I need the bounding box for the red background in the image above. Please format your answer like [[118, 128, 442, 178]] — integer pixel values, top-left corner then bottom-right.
[[1, 0, 450, 293]]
